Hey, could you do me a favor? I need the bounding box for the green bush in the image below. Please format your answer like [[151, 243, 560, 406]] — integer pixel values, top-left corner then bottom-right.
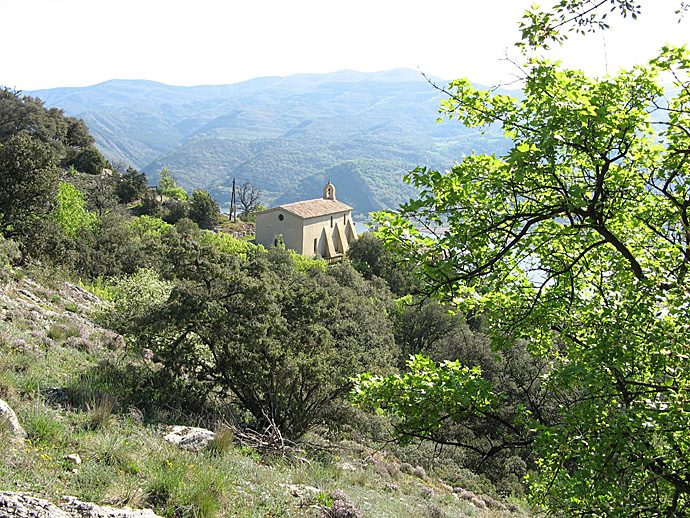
[[131, 245, 397, 439], [106, 269, 172, 334]]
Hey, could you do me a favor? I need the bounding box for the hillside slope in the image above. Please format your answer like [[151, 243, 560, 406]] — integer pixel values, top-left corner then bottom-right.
[[0, 268, 528, 517], [30, 71, 512, 215]]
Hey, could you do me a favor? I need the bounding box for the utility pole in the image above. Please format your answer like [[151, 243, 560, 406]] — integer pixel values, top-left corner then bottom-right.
[[230, 178, 237, 223]]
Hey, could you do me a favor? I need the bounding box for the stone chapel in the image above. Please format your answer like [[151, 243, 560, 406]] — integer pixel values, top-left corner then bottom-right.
[[255, 181, 358, 260]]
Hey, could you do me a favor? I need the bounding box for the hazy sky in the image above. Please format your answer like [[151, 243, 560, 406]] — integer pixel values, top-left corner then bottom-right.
[[2, 0, 688, 90]]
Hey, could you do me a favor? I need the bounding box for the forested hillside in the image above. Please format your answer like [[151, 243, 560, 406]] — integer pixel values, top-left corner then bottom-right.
[[30, 70, 511, 214], [0, 88, 525, 517]]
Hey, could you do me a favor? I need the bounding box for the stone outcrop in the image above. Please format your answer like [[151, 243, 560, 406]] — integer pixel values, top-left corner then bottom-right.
[[59, 496, 161, 517], [0, 399, 27, 443], [162, 425, 215, 452], [0, 492, 68, 517], [0, 492, 162, 517]]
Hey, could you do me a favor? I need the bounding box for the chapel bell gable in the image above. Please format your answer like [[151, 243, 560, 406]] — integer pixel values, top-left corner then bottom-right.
[[323, 181, 336, 200]]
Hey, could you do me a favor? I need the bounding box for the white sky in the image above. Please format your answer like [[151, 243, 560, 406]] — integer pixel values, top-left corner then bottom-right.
[[2, 0, 688, 90]]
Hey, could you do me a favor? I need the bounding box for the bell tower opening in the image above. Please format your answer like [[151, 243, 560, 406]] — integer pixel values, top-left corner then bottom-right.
[[323, 180, 336, 200]]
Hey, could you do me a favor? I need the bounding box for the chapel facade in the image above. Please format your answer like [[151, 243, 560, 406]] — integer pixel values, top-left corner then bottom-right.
[[255, 182, 358, 260]]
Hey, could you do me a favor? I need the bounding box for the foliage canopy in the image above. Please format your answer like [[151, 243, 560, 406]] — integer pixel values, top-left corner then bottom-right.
[[360, 47, 690, 515]]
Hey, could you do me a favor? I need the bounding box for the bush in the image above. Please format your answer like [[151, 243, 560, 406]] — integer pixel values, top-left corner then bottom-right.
[[0, 234, 20, 271], [188, 189, 221, 229], [105, 269, 172, 334], [130, 245, 397, 439]]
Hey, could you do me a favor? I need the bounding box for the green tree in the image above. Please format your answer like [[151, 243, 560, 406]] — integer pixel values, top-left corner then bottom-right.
[[162, 199, 189, 224], [157, 167, 187, 201], [54, 182, 98, 239], [0, 88, 93, 158], [131, 244, 397, 439], [347, 231, 420, 295], [188, 189, 220, 229], [519, 1, 687, 49], [0, 133, 59, 238], [115, 167, 148, 204], [357, 48, 690, 515], [68, 145, 107, 175]]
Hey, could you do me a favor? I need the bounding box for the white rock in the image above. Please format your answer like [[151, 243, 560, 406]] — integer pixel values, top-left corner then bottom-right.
[[59, 495, 162, 517], [0, 399, 27, 442], [65, 453, 82, 465], [0, 491, 69, 517], [163, 425, 215, 452]]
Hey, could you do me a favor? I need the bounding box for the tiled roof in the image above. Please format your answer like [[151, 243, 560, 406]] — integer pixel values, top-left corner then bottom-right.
[[273, 198, 353, 219]]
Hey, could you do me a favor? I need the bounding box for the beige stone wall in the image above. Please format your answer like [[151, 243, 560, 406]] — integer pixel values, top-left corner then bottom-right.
[[255, 209, 304, 251], [256, 208, 358, 258], [301, 211, 357, 257]]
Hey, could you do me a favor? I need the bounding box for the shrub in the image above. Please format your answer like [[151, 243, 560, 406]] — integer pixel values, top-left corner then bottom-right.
[[105, 268, 172, 334], [131, 246, 397, 439]]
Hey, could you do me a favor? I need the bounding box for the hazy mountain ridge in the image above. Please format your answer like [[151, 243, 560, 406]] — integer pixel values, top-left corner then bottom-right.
[[30, 70, 513, 215]]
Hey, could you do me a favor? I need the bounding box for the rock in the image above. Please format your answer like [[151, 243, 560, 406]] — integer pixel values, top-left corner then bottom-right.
[[59, 495, 161, 517], [480, 494, 508, 511], [438, 481, 454, 492], [281, 484, 320, 499], [65, 453, 82, 465], [18, 289, 43, 305], [328, 490, 362, 518], [63, 283, 101, 304], [399, 462, 414, 475], [337, 462, 358, 472], [421, 486, 435, 498], [0, 398, 27, 442], [0, 491, 69, 517], [163, 425, 215, 452]]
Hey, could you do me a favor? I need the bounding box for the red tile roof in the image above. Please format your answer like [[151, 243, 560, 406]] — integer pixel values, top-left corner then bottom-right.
[[271, 198, 353, 219]]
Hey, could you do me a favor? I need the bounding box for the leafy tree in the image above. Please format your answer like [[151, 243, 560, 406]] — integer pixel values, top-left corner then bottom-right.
[[157, 167, 187, 201], [519, 1, 688, 48], [73, 213, 154, 279], [347, 231, 419, 295], [130, 245, 397, 439], [67, 172, 120, 217], [54, 182, 98, 239], [188, 189, 221, 229], [0, 133, 59, 238], [161, 198, 189, 224], [0, 88, 93, 157], [358, 48, 690, 515], [67, 145, 107, 175], [115, 167, 148, 204], [138, 190, 164, 217]]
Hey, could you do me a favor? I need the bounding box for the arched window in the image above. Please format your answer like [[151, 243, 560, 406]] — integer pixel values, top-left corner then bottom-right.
[[343, 214, 346, 225], [313, 238, 318, 254], [330, 215, 333, 227]]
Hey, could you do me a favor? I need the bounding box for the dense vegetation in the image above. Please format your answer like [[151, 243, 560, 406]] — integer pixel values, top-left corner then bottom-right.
[[356, 3, 690, 516], [3, 3, 688, 515], [0, 86, 534, 517]]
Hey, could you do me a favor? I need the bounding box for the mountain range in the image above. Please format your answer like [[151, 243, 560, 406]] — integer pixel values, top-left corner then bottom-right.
[[30, 69, 512, 216]]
